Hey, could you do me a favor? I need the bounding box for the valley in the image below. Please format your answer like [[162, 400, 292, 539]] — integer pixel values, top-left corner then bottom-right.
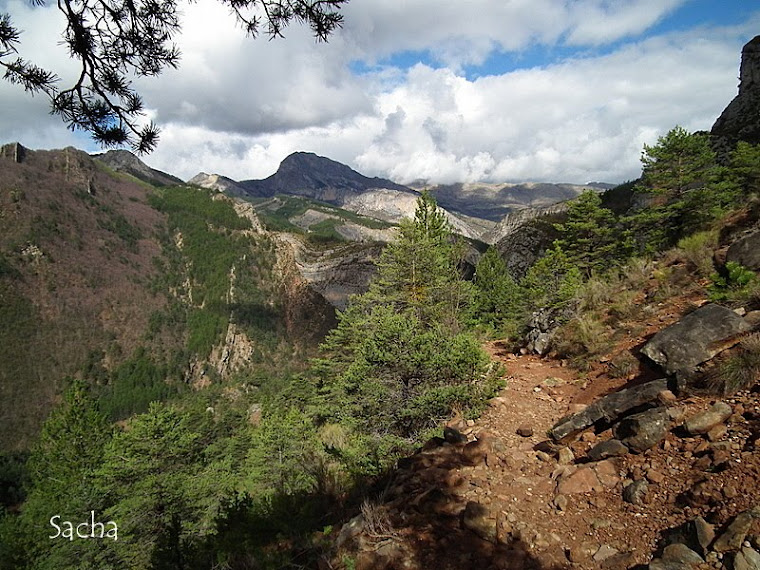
[[1, 33, 760, 570]]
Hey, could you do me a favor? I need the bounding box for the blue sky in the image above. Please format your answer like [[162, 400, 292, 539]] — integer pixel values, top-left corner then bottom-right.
[[0, 0, 758, 184], [355, 1, 754, 79]]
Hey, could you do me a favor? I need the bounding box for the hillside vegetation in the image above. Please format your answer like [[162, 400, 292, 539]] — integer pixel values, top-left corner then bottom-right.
[[2, 126, 760, 569]]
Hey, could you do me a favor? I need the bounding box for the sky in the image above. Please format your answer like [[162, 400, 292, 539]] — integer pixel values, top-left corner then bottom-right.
[[0, 0, 758, 185]]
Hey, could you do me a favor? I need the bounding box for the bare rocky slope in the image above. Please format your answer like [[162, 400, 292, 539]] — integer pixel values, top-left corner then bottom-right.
[[93, 148, 184, 187]]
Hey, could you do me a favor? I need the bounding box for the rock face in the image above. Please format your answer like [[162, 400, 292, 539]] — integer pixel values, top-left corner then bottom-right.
[[278, 234, 383, 310], [93, 149, 183, 187], [712, 35, 760, 155], [641, 304, 751, 379], [0, 142, 26, 163], [489, 203, 566, 277]]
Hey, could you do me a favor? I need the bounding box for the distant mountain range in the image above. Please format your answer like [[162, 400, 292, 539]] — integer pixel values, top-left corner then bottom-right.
[[185, 151, 609, 242]]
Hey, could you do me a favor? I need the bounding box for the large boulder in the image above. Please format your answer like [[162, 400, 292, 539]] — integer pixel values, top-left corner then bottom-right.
[[641, 304, 751, 379], [550, 378, 668, 440], [727, 231, 760, 271]]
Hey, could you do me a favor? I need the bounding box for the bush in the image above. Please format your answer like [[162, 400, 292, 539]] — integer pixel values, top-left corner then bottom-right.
[[552, 314, 609, 370], [709, 333, 760, 395], [676, 230, 718, 278], [607, 351, 639, 379], [708, 261, 757, 302]]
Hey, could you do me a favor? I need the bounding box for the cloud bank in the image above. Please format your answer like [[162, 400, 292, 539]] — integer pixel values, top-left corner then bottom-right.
[[0, 0, 757, 184]]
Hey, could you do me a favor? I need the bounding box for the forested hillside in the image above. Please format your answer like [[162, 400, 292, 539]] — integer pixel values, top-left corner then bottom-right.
[[3, 123, 760, 569]]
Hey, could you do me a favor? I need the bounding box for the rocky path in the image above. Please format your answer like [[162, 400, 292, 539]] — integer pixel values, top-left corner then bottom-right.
[[337, 343, 760, 570]]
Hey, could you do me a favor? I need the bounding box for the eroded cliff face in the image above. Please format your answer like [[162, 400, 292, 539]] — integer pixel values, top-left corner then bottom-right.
[[490, 203, 567, 278], [712, 35, 760, 156], [276, 233, 382, 310]]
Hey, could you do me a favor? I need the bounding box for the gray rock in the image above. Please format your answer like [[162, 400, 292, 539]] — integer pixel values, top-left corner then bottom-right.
[[557, 446, 575, 465], [336, 513, 364, 548], [462, 501, 497, 543], [684, 401, 732, 435], [613, 407, 670, 453], [588, 439, 629, 460], [694, 516, 716, 554], [714, 507, 760, 552], [662, 543, 704, 565], [727, 231, 760, 271], [516, 425, 534, 437], [623, 479, 649, 505], [527, 331, 552, 355], [740, 546, 760, 569], [593, 544, 619, 563], [641, 304, 751, 378], [550, 378, 669, 440]]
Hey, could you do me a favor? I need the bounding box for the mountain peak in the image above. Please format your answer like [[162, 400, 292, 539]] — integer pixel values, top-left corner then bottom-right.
[[240, 151, 411, 201], [93, 149, 183, 187]]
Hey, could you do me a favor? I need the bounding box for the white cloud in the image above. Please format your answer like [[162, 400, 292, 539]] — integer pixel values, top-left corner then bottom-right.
[[566, 0, 684, 45], [0, 0, 758, 186]]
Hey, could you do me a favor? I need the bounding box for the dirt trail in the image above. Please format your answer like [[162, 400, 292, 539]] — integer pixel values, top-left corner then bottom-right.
[[344, 342, 760, 570]]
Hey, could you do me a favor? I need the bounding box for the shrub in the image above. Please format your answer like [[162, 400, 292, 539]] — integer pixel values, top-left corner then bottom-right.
[[552, 314, 609, 370], [676, 230, 718, 278], [708, 261, 757, 302], [708, 333, 760, 395], [607, 351, 639, 379]]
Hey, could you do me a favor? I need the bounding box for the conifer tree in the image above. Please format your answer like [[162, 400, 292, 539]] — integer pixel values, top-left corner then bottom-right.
[[313, 191, 491, 441], [97, 403, 236, 569], [472, 247, 523, 332], [9, 379, 112, 568], [553, 190, 618, 275]]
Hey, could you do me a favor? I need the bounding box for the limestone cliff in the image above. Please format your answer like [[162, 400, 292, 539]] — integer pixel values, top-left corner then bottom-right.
[[711, 35, 760, 156], [276, 233, 382, 310], [188, 172, 249, 196]]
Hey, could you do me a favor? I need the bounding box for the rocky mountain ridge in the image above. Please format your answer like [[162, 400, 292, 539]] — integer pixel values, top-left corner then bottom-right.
[[423, 181, 608, 223], [241, 151, 413, 200], [94, 149, 184, 187]]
